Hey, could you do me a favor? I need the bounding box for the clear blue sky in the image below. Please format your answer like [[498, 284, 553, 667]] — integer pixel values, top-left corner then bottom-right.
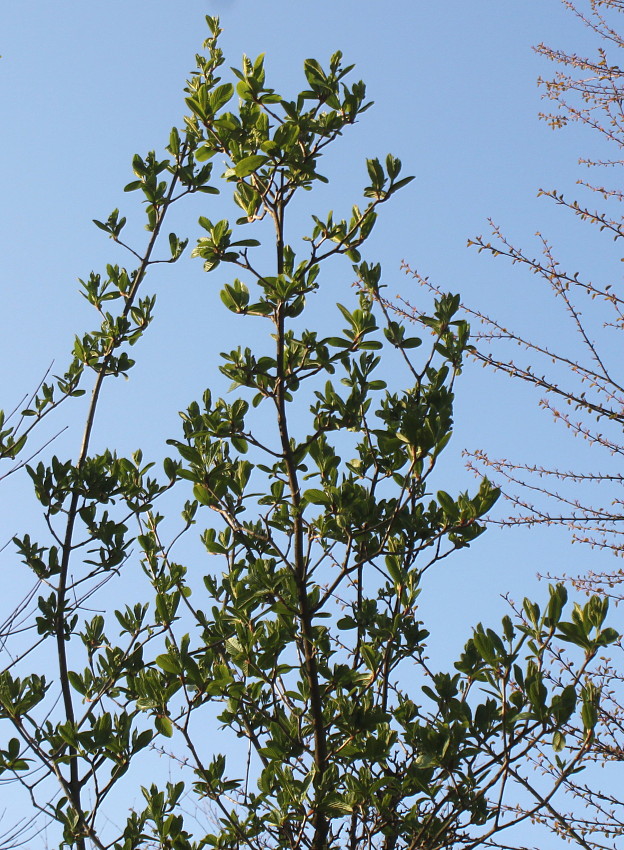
[[1, 0, 618, 841], [1, 0, 610, 656], [0, 0, 612, 642]]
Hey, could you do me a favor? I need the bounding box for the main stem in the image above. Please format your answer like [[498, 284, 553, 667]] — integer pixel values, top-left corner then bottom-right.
[[273, 201, 328, 849]]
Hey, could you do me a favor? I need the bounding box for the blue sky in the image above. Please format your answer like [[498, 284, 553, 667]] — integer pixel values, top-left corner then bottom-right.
[[2, 2, 612, 636], [1, 0, 620, 840], [2, 2, 612, 642]]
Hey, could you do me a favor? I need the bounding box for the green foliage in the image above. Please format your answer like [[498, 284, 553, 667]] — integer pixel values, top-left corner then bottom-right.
[[0, 15, 617, 850]]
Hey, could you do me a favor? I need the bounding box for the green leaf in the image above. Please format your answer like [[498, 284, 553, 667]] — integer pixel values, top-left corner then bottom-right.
[[211, 82, 234, 111], [437, 490, 457, 516], [401, 337, 422, 349], [304, 58, 328, 87], [156, 654, 181, 675], [303, 488, 329, 505], [195, 145, 216, 163], [596, 627, 620, 646], [155, 715, 173, 738], [193, 484, 212, 506], [389, 175, 415, 193], [234, 155, 269, 178], [67, 671, 86, 696]]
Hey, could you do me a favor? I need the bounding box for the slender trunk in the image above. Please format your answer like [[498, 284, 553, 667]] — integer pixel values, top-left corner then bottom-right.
[[273, 201, 328, 849], [55, 163, 183, 848]]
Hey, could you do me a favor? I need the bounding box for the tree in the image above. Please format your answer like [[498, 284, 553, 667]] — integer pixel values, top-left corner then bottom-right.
[[398, 1, 624, 846], [402, 0, 624, 561], [0, 15, 617, 850]]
